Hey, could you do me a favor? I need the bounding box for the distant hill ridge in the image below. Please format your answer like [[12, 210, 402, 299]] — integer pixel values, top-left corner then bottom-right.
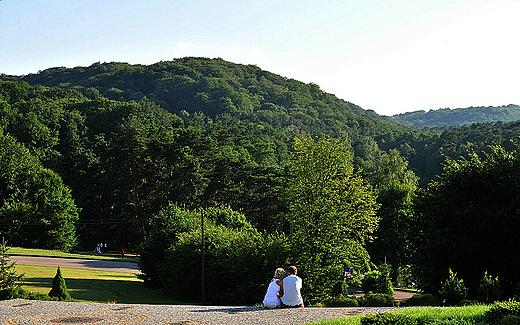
[[2, 58, 518, 129], [390, 104, 520, 129]]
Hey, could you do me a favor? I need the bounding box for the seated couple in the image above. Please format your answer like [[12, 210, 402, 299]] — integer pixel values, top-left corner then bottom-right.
[[262, 265, 304, 308]]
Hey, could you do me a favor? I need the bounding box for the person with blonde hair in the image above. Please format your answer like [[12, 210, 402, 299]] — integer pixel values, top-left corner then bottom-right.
[[262, 268, 286, 306]]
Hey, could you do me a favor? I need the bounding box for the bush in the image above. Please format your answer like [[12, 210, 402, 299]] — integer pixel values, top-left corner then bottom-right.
[[160, 223, 290, 305], [425, 319, 484, 325], [499, 314, 520, 325], [363, 292, 394, 307], [329, 280, 349, 297], [0, 287, 54, 300], [48, 267, 71, 301], [439, 269, 468, 306], [404, 293, 441, 306], [477, 272, 502, 304], [361, 312, 417, 325], [321, 294, 359, 307], [484, 300, 520, 325], [362, 266, 394, 295]]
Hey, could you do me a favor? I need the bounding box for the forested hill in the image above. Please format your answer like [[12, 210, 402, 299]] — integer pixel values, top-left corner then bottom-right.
[[3, 57, 520, 189], [2, 58, 417, 172], [390, 104, 520, 129], [3, 58, 406, 133]]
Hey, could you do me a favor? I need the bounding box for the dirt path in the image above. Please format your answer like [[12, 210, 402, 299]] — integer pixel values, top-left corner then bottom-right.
[[9, 255, 141, 274]]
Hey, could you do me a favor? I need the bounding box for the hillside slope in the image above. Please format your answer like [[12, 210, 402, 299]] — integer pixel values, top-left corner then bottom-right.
[[391, 104, 520, 129]]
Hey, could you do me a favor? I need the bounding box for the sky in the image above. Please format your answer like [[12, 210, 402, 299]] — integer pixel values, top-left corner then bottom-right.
[[1, 0, 519, 116]]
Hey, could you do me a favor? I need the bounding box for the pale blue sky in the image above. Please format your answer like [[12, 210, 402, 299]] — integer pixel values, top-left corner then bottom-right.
[[1, 0, 519, 115]]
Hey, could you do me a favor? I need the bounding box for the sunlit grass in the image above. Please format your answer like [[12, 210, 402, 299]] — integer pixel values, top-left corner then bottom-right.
[[8, 247, 139, 263], [16, 264, 184, 305], [310, 305, 490, 325]]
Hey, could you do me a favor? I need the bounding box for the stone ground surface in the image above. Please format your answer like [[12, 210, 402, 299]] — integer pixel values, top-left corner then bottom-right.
[[0, 299, 401, 325], [4, 255, 416, 324]]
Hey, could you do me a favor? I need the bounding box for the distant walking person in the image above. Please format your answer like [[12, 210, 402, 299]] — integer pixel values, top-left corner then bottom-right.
[[280, 265, 304, 308], [263, 268, 286, 306], [121, 248, 125, 258]]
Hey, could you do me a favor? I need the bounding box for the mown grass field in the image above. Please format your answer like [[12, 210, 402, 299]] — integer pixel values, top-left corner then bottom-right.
[[9, 247, 139, 263], [311, 304, 490, 325]]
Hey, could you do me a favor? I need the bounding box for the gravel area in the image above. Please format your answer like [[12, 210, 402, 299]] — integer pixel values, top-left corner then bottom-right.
[[0, 299, 400, 324]]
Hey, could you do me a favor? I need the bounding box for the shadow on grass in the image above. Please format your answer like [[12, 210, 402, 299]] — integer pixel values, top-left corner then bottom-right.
[[23, 277, 184, 305]]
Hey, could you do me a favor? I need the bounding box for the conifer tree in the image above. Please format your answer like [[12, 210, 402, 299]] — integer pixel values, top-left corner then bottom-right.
[[0, 238, 24, 289], [48, 266, 72, 301]]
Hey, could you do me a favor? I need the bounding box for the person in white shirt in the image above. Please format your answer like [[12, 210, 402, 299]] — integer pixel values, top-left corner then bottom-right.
[[280, 265, 304, 308], [263, 268, 286, 306]]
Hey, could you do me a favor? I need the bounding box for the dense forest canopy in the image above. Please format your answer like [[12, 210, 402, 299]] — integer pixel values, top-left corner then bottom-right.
[[2, 58, 520, 242]]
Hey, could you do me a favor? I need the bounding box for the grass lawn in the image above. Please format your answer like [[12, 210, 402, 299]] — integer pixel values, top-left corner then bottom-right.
[[16, 264, 185, 305], [310, 305, 490, 325], [8, 247, 139, 263]]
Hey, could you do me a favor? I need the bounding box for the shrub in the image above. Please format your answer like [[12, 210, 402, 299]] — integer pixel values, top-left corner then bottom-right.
[[362, 266, 394, 295], [329, 280, 349, 297], [361, 312, 417, 325], [321, 294, 359, 307], [499, 315, 520, 325], [48, 267, 71, 301], [363, 291, 394, 307], [484, 300, 520, 325], [477, 272, 502, 304], [426, 319, 483, 325], [0, 287, 54, 300], [439, 269, 468, 306], [404, 293, 441, 306], [160, 224, 290, 305]]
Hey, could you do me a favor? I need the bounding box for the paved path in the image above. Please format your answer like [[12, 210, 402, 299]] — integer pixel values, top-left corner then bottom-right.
[[10, 255, 141, 274], [0, 299, 403, 325]]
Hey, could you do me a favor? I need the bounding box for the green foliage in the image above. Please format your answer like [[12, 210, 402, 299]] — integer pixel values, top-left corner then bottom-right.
[[363, 292, 394, 307], [484, 300, 520, 325], [138, 203, 200, 286], [412, 145, 520, 298], [498, 314, 520, 325], [321, 294, 360, 307], [440, 269, 469, 306], [0, 286, 54, 301], [361, 312, 417, 325], [425, 319, 484, 325], [362, 266, 394, 295], [48, 266, 72, 301], [477, 272, 502, 304], [329, 280, 349, 297], [0, 130, 79, 251], [140, 205, 290, 305], [404, 293, 441, 307], [0, 239, 24, 290], [368, 149, 417, 277], [278, 135, 379, 302]]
